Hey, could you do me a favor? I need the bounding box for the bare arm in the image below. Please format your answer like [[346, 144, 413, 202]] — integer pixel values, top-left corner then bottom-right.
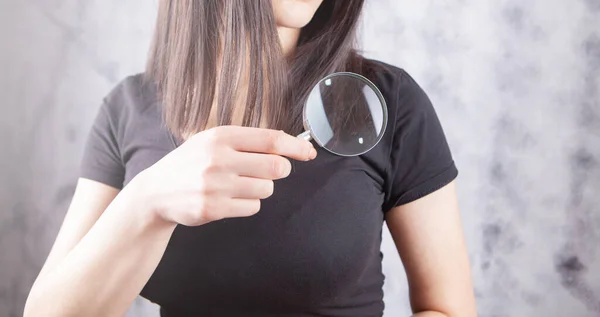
[[24, 177, 176, 317], [386, 181, 477, 317], [24, 127, 315, 317]]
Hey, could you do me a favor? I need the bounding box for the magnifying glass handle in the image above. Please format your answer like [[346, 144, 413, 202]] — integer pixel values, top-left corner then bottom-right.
[[297, 130, 313, 142]]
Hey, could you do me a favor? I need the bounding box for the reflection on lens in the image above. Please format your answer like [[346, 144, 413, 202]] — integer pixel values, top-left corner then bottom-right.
[[303, 73, 387, 157]]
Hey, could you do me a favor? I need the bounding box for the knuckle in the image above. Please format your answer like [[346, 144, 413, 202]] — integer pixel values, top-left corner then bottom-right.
[[201, 153, 225, 175], [206, 135, 222, 150], [196, 198, 218, 222], [197, 181, 214, 196], [205, 157, 223, 173], [267, 130, 285, 153], [203, 127, 224, 146], [187, 196, 208, 224], [199, 166, 214, 181]]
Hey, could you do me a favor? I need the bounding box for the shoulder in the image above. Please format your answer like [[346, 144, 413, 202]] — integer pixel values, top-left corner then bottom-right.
[[101, 73, 159, 123], [362, 59, 418, 86], [364, 59, 437, 132], [362, 61, 457, 209]]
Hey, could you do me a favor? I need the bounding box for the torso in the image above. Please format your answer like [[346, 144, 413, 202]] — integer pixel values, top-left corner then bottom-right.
[[100, 62, 412, 316]]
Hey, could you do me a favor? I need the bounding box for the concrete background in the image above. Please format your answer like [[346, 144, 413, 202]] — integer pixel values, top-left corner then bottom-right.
[[1, 0, 599, 316]]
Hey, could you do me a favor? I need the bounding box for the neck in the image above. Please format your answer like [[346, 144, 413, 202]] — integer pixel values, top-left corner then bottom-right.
[[277, 26, 301, 56]]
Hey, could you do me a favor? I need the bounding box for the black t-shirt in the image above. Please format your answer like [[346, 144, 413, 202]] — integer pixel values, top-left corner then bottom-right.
[[81, 61, 458, 317]]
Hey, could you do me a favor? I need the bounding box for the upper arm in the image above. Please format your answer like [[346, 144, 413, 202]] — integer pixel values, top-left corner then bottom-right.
[[386, 182, 477, 317], [36, 96, 126, 280], [379, 68, 476, 315], [35, 179, 119, 280]]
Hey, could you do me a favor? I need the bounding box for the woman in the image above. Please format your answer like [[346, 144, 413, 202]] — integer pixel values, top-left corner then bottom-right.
[[25, 1, 477, 316]]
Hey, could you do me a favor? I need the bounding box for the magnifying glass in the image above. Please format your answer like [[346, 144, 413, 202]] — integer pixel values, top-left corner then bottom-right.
[[297, 72, 388, 157]]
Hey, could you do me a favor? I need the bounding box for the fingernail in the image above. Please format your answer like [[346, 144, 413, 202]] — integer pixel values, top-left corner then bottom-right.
[[283, 160, 292, 177], [308, 148, 317, 160]]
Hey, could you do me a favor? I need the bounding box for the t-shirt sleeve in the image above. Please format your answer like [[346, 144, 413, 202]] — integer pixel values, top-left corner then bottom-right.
[[383, 71, 458, 211], [80, 100, 125, 189]]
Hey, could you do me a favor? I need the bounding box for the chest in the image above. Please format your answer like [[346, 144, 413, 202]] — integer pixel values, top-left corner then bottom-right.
[[121, 126, 388, 311]]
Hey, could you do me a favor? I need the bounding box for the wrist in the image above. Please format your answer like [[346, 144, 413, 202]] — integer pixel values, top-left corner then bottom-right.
[[116, 172, 177, 233]]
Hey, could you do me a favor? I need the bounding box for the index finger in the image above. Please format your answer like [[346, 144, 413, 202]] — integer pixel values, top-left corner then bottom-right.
[[214, 126, 317, 161]]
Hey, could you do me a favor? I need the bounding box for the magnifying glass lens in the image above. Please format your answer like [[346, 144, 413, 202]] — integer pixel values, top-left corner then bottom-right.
[[299, 73, 388, 157]]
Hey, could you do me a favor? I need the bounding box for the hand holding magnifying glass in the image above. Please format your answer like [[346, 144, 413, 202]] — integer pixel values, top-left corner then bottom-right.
[[297, 72, 388, 157]]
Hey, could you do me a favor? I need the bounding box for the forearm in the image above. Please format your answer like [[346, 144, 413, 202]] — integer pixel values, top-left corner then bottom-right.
[[25, 184, 176, 317], [413, 309, 478, 317], [412, 312, 448, 317]]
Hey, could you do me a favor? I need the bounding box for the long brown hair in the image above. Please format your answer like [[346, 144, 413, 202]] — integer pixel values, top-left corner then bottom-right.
[[147, 0, 371, 138]]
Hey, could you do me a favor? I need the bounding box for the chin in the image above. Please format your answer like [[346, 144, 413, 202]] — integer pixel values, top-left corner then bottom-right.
[[272, 0, 324, 29]]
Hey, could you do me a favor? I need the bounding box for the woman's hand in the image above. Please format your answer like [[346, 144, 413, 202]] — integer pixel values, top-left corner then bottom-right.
[[132, 125, 317, 226]]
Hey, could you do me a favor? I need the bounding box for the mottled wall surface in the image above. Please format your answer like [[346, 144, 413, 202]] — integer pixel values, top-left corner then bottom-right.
[[1, 0, 598, 316]]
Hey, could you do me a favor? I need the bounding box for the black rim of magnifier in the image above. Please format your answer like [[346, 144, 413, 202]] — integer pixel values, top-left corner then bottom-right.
[[302, 72, 388, 157]]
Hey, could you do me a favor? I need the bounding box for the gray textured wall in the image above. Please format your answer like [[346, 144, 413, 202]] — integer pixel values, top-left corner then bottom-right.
[[1, 0, 599, 316]]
